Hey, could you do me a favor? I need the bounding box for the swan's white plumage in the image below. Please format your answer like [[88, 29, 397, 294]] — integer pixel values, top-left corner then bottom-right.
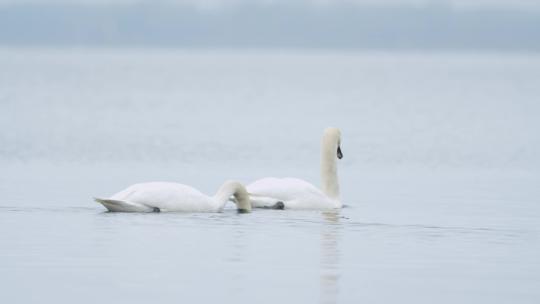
[[247, 127, 343, 210], [109, 182, 217, 212], [95, 181, 250, 213], [247, 177, 339, 209]]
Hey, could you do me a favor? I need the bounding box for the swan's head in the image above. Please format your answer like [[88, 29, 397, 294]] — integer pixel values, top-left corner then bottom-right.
[[323, 127, 343, 160]]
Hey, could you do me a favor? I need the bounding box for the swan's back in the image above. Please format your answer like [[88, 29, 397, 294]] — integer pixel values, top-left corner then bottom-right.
[[247, 177, 324, 201], [110, 182, 216, 212]]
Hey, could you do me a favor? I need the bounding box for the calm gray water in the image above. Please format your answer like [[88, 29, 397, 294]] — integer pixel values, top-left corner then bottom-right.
[[1, 49, 539, 303]]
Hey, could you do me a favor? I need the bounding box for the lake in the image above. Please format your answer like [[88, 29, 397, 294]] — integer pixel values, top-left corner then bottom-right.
[[0, 48, 539, 303]]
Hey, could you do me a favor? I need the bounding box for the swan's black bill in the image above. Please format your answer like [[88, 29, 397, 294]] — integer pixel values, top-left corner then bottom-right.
[[261, 201, 285, 210], [237, 209, 250, 214], [337, 146, 343, 159]]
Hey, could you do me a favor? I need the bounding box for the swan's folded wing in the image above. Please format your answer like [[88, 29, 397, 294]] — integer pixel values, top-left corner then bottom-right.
[[247, 177, 323, 202], [108, 182, 214, 212]]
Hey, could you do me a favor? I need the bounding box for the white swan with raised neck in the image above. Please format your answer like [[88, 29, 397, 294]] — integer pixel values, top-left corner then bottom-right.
[[246, 127, 343, 209]]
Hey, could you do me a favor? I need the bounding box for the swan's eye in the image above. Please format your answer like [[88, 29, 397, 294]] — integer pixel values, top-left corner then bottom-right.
[[337, 145, 343, 159]]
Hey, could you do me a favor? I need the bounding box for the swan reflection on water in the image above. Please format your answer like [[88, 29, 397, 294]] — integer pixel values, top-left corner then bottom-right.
[[320, 211, 342, 304]]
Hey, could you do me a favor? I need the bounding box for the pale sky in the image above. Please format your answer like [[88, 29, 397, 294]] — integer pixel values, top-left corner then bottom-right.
[[0, 0, 539, 10]]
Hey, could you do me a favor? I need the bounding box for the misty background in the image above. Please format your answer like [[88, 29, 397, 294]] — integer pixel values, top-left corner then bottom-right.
[[1, 0, 539, 50]]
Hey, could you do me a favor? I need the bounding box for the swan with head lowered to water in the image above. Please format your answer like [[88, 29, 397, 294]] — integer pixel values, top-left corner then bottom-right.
[[94, 180, 251, 213], [245, 127, 343, 209]]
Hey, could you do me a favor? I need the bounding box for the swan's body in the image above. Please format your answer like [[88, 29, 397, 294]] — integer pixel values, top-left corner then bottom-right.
[[248, 177, 340, 209], [247, 127, 343, 210], [95, 180, 251, 213]]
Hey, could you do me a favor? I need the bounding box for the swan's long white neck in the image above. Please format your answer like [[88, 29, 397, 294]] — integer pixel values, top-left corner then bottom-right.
[[214, 181, 251, 212], [321, 132, 340, 200]]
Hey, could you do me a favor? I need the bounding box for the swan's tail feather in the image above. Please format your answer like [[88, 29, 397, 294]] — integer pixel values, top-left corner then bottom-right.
[[94, 197, 154, 212]]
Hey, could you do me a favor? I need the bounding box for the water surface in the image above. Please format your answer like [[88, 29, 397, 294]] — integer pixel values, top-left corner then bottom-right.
[[0, 49, 539, 303]]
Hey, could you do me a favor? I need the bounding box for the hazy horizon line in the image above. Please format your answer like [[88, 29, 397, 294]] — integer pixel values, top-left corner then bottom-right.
[[1, 3, 539, 50]]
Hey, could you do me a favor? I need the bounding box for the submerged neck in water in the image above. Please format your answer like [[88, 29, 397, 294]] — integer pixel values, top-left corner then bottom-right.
[[214, 181, 251, 212]]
